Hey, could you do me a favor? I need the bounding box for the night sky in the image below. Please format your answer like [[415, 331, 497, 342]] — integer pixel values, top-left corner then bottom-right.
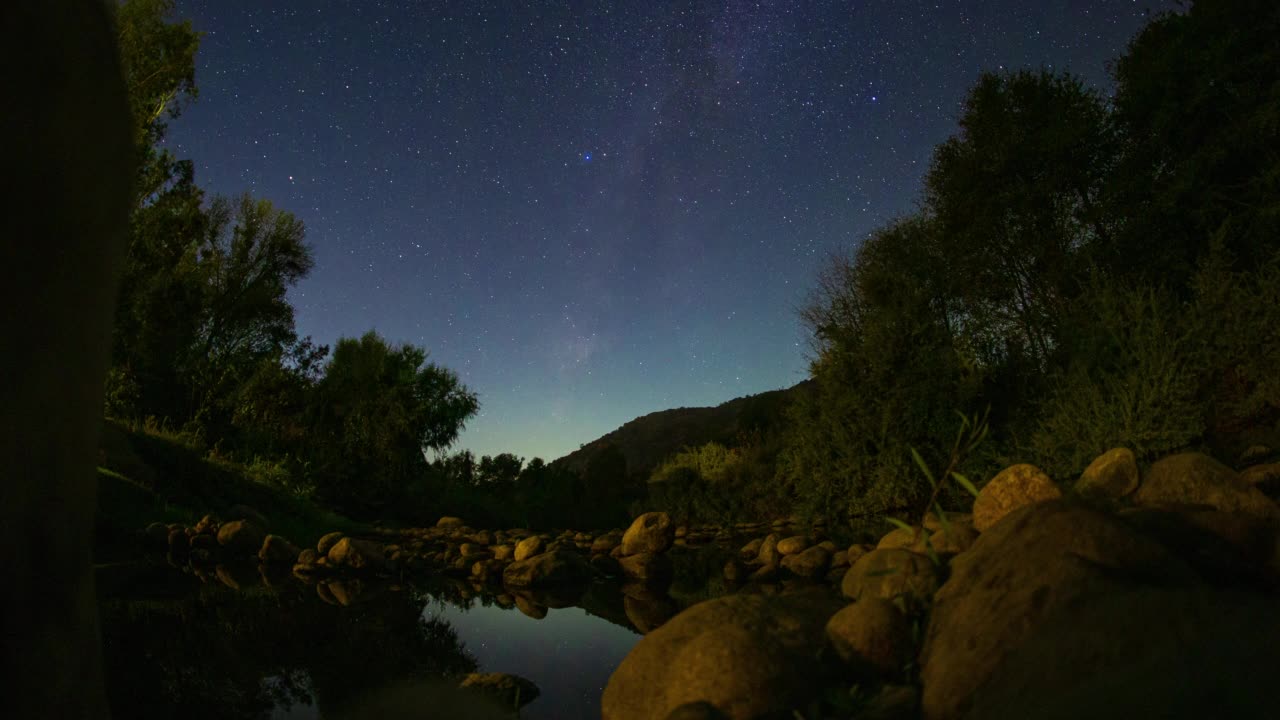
[[167, 0, 1179, 462]]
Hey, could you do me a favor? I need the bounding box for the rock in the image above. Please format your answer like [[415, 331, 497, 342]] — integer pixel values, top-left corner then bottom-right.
[[591, 553, 622, 576], [739, 537, 764, 559], [327, 537, 387, 572], [591, 534, 620, 554], [919, 500, 1198, 720], [143, 521, 169, 545], [602, 590, 844, 720], [1120, 506, 1280, 588], [1238, 444, 1274, 467], [876, 526, 922, 550], [258, 534, 300, 564], [193, 514, 218, 535], [1134, 452, 1278, 520], [830, 549, 849, 568], [513, 593, 547, 619], [622, 512, 676, 555], [326, 578, 366, 606], [317, 531, 345, 556], [458, 542, 485, 557], [923, 511, 970, 532], [513, 535, 545, 562], [1075, 447, 1140, 499], [846, 543, 872, 566], [459, 672, 540, 709], [972, 463, 1061, 531], [436, 516, 466, 528], [189, 532, 218, 552], [295, 548, 319, 566], [780, 545, 831, 580], [857, 685, 919, 720], [965, 587, 1280, 720], [492, 544, 514, 560], [619, 552, 674, 585], [926, 521, 978, 555], [756, 534, 781, 565], [502, 550, 592, 589], [775, 535, 810, 555], [825, 598, 912, 677], [665, 701, 729, 720], [1240, 462, 1280, 500], [841, 549, 939, 605], [749, 563, 780, 582], [216, 519, 266, 555]]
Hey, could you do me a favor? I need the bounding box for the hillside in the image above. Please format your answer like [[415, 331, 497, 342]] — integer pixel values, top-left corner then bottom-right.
[[552, 380, 812, 481]]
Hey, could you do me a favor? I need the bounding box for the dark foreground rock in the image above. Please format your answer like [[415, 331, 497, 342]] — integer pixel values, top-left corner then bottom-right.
[[602, 589, 843, 720]]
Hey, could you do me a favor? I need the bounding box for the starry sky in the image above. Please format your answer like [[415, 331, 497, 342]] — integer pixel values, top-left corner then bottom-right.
[[166, 0, 1179, 463]]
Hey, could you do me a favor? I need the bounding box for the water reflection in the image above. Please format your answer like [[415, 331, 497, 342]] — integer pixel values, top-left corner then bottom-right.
[[97, 561, 653, 720]]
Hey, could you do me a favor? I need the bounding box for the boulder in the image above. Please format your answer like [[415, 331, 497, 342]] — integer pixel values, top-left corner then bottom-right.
[[780, 545, 831, 580], [513, 535, 545, 562], [1120, 506, 1280, 588], [602, 590, 844, 720], [143, 521, 169, 545], [775, 535, 810, 555], [1134, 452, 1278, 520], [591, 534, 621, 554], [756, 534, 782, 565], [965, 587, 1280, 720], [458, 672, 540, 709], [491, 544, 514, 560], [926, 521, 978, 555], [216, 519, 266, 555], [665, 702, 730, 720], [327, 537, 388, 572], [739, 537, 764, 559], [513, 593, 547, 619], [972, 463, 1061, 531], [227, 503, 268, 529], [622, 512, 676, 556], [623, 586, 679, 634], [919, 501, 1199, 720], [876, 527, 922, 550], [189, 532, 218, 552], [923, 511, 970, 532], [192, 514, 218, 535], [1240, 462, 1280, 501], [502, 550, 592, 589], [841, 549, 939, 605], [830, 549, 849, 568], [316, 531, 345, 556], [1075, 447, 1140, 499], [591, 553, 622, 576], [825, 598, 912, 677], [258, 534, 300, 564], [436, 516, 466, 528], [619, 552, 674, 585], [295, 548, 319, 567], [722, 558, 746, 582]]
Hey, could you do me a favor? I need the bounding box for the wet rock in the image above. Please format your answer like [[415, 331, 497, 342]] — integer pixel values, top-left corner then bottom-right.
[[1075, 447, 1140, 499], [972, 463, 1061, 531], [1134, 452, 1278, 520], [623, 586, 678, 633], [780, 545, 831, 580], [619, 552, 674, 586], [841, 549, 939, 605], [622, 512, 676, 555], [591, 553, 622, 576], [825, 598, 911, 678], [327, 537, 387, 572], [217, 519, 266, 555], [258, 534, 300, 564], [602, 590, 844, 720], [502, 549, 592, 589], [317, 531, 345, 556], [459, 672, 540, 709], [513, 593, 547, 619], [775, 535, 810, 555], [513, 535, 545, 562], [919, 500, 1198, 720]]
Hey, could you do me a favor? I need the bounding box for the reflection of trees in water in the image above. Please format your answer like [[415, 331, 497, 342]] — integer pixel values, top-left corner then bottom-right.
[[98, 568, 477, 719]]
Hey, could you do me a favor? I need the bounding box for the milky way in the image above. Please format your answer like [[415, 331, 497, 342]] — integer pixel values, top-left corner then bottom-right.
[[167, 0, 1180, 461]]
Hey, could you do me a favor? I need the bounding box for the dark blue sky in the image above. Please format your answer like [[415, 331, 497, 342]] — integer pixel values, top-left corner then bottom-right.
[[167, 0, 1178, 462]]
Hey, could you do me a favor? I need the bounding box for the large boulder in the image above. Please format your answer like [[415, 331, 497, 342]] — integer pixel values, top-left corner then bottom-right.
[[972, 463, 1061, 531], [1240, 462, 1280, 501], [1074, 447, 1140, 499], [841, 549, 939, 605], [316, 531, 345, 556], [513, 535, 545, 562], [825, 598, 912, 678], [775, 535, 810, 555], [622, 512, 676, 556], [502, 550, 592, 589], [756, 533, 782, 565], [780, 545, 831, 580], [919, 501, 1199, 719], [1134, 452, 1278, 520], [216, 519, 266, 555], [965, 587, 1280, 720], [327, 537, 388, 572], [436, 516, 466, 529], [602, 590, 844, 720]]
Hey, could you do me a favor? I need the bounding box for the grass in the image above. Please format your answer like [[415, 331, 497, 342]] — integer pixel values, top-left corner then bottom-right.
[[96, 419, 366, 551]]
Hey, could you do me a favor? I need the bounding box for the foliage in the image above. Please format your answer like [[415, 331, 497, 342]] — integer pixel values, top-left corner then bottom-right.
[[305, 331, 479, 514], [648, 440, 781, 525]]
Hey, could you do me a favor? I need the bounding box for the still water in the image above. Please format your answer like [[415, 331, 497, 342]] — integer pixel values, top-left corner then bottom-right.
[[97, 560, 646, 720]]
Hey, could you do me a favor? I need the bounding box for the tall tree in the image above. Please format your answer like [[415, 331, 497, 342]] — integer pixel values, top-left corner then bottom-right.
[[307, 332, 479, 511]]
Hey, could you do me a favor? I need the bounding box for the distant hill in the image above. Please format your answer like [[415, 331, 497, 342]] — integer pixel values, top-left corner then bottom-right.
[[551, 380, 812, 481]]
